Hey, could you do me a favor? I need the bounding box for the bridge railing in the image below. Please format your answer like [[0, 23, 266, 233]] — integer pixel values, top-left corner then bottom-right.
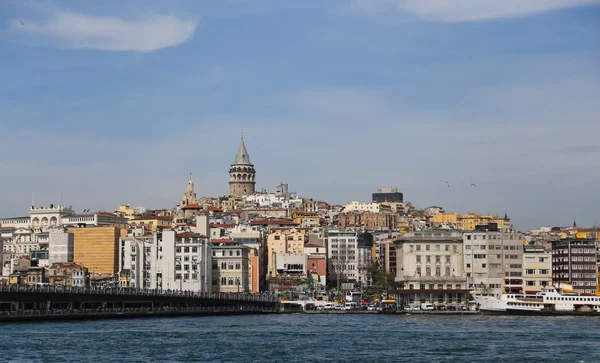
[[0, 285, 280, 303], [0, 305, 278, 317]]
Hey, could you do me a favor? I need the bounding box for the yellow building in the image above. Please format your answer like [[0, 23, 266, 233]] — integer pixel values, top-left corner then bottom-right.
[[432, 213, 458, 224], [128, 216, 173, 233], [458, 213, 509, 230], [293, 214, 322, 227], [267, 229, 305, 277], [522, 246, 552, 294], [69, 226, 120, 276], [114, 204, 138, 220]]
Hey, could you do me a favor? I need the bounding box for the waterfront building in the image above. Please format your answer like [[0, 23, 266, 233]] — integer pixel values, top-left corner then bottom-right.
[[522, 246, 552, 294], [48, 262, 87, 287], [327, 230, 359, 290], [160, 229, 212, 292], [357, 232, 374, 287], [463, 226, 524, 294], [228, 224, 263, 293], [118, 235, 157, 289], [211, 243, 250, 293], [551, 238, 597, 295], [69, 226, 121, 277], [304, 243, 327, 288], [229, 133, 256, 197], [48, 227, 74, 264], [393, 230, 468, 305]]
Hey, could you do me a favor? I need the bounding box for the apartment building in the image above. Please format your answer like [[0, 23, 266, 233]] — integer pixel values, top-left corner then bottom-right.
[[394, 230, 468, 305], [522, 246, 552, 294], [463, 226, 524, 294]]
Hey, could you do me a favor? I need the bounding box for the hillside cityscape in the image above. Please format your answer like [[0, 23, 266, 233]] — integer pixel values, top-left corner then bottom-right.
[[1, 133, 598, 308]]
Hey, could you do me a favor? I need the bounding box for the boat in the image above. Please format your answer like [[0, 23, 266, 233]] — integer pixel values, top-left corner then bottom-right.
[[473, 283, 600, 315]]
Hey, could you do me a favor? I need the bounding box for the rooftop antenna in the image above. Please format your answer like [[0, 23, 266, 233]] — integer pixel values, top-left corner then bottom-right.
[[32, 192, 35, 207]]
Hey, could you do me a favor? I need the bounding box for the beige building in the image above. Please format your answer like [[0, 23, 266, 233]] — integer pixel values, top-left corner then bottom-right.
[[69, 226, 120, 276], [463, 228, 524, 294], [267, 229, 305, 278], [211, 244, 250, 293], [522, 246, 552, 294], [394, 230, 468, 305]]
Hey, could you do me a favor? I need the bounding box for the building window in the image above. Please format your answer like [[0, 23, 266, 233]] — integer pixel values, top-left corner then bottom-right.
[[435, 267, 441, 276], [426, 267, 431, 276], [445, 267, 451, 276], [274, 235, 280, 240], [426, 245, 430, 251], [416, 267, 421, 276], [221, 277, 227, 285], [416, 255, 421, 263], [416, 245, 421, 251]]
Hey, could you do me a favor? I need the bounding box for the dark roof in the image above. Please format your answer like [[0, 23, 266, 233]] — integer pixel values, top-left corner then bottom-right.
[[176, 232, 206, 238]]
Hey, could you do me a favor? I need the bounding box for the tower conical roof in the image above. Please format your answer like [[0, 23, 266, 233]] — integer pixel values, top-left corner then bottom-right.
[[233, 131, 252, 165]]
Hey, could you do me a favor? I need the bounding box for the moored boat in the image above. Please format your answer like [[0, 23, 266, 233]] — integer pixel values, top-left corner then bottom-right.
[[473, 283, 600, 315]]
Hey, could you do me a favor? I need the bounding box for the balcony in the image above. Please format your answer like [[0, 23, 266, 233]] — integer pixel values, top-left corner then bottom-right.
[[396, 275, 465, 283]]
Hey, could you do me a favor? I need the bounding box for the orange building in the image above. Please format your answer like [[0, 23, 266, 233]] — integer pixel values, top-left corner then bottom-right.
[[69, 226, 120, 276]]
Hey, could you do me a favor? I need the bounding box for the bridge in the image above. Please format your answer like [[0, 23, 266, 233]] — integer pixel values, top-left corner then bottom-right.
[[0, 285, 280, 322]]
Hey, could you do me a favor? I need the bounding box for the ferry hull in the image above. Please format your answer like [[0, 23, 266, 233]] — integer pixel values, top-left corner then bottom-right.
[[479, 309, 600, 316]]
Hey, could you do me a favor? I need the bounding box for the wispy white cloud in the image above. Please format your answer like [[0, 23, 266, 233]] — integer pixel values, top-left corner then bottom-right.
[[350, 0, 600, 22], [10, 10, 197, 52]]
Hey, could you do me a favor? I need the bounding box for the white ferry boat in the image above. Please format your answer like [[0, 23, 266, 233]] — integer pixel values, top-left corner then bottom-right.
[[473, 283, 600, 314]]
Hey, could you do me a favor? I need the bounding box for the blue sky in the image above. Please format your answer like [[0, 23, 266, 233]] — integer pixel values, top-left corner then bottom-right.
[[1, 0, 599, 230]]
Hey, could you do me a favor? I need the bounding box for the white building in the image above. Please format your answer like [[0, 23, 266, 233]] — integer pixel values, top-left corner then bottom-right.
[[244, 192, 303, 210], [343, 201, 381, 213], [48, 227, 74, 264], [118, 226, 212, 292], [327, 230, 359, 290], [160, 229, 212, 292], [424, 206, 443, 216], [119, 236, 157, 289], [394, 230, 468, 305], [29, 204, 75, 232], [463, 228, 524, 294], [61, 212, 128, 227], [275, 253, 307, 276]]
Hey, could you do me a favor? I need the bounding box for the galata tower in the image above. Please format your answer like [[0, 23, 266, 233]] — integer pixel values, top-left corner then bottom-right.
[[229, 132, 256, 197]]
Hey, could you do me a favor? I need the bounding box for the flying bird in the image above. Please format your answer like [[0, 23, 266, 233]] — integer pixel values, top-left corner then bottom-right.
[[470, 183, 477, 187], [20, 21, 24, 25]]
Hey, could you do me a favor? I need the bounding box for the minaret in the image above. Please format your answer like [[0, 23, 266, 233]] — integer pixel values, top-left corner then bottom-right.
[[229, 131, 256, 197]]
